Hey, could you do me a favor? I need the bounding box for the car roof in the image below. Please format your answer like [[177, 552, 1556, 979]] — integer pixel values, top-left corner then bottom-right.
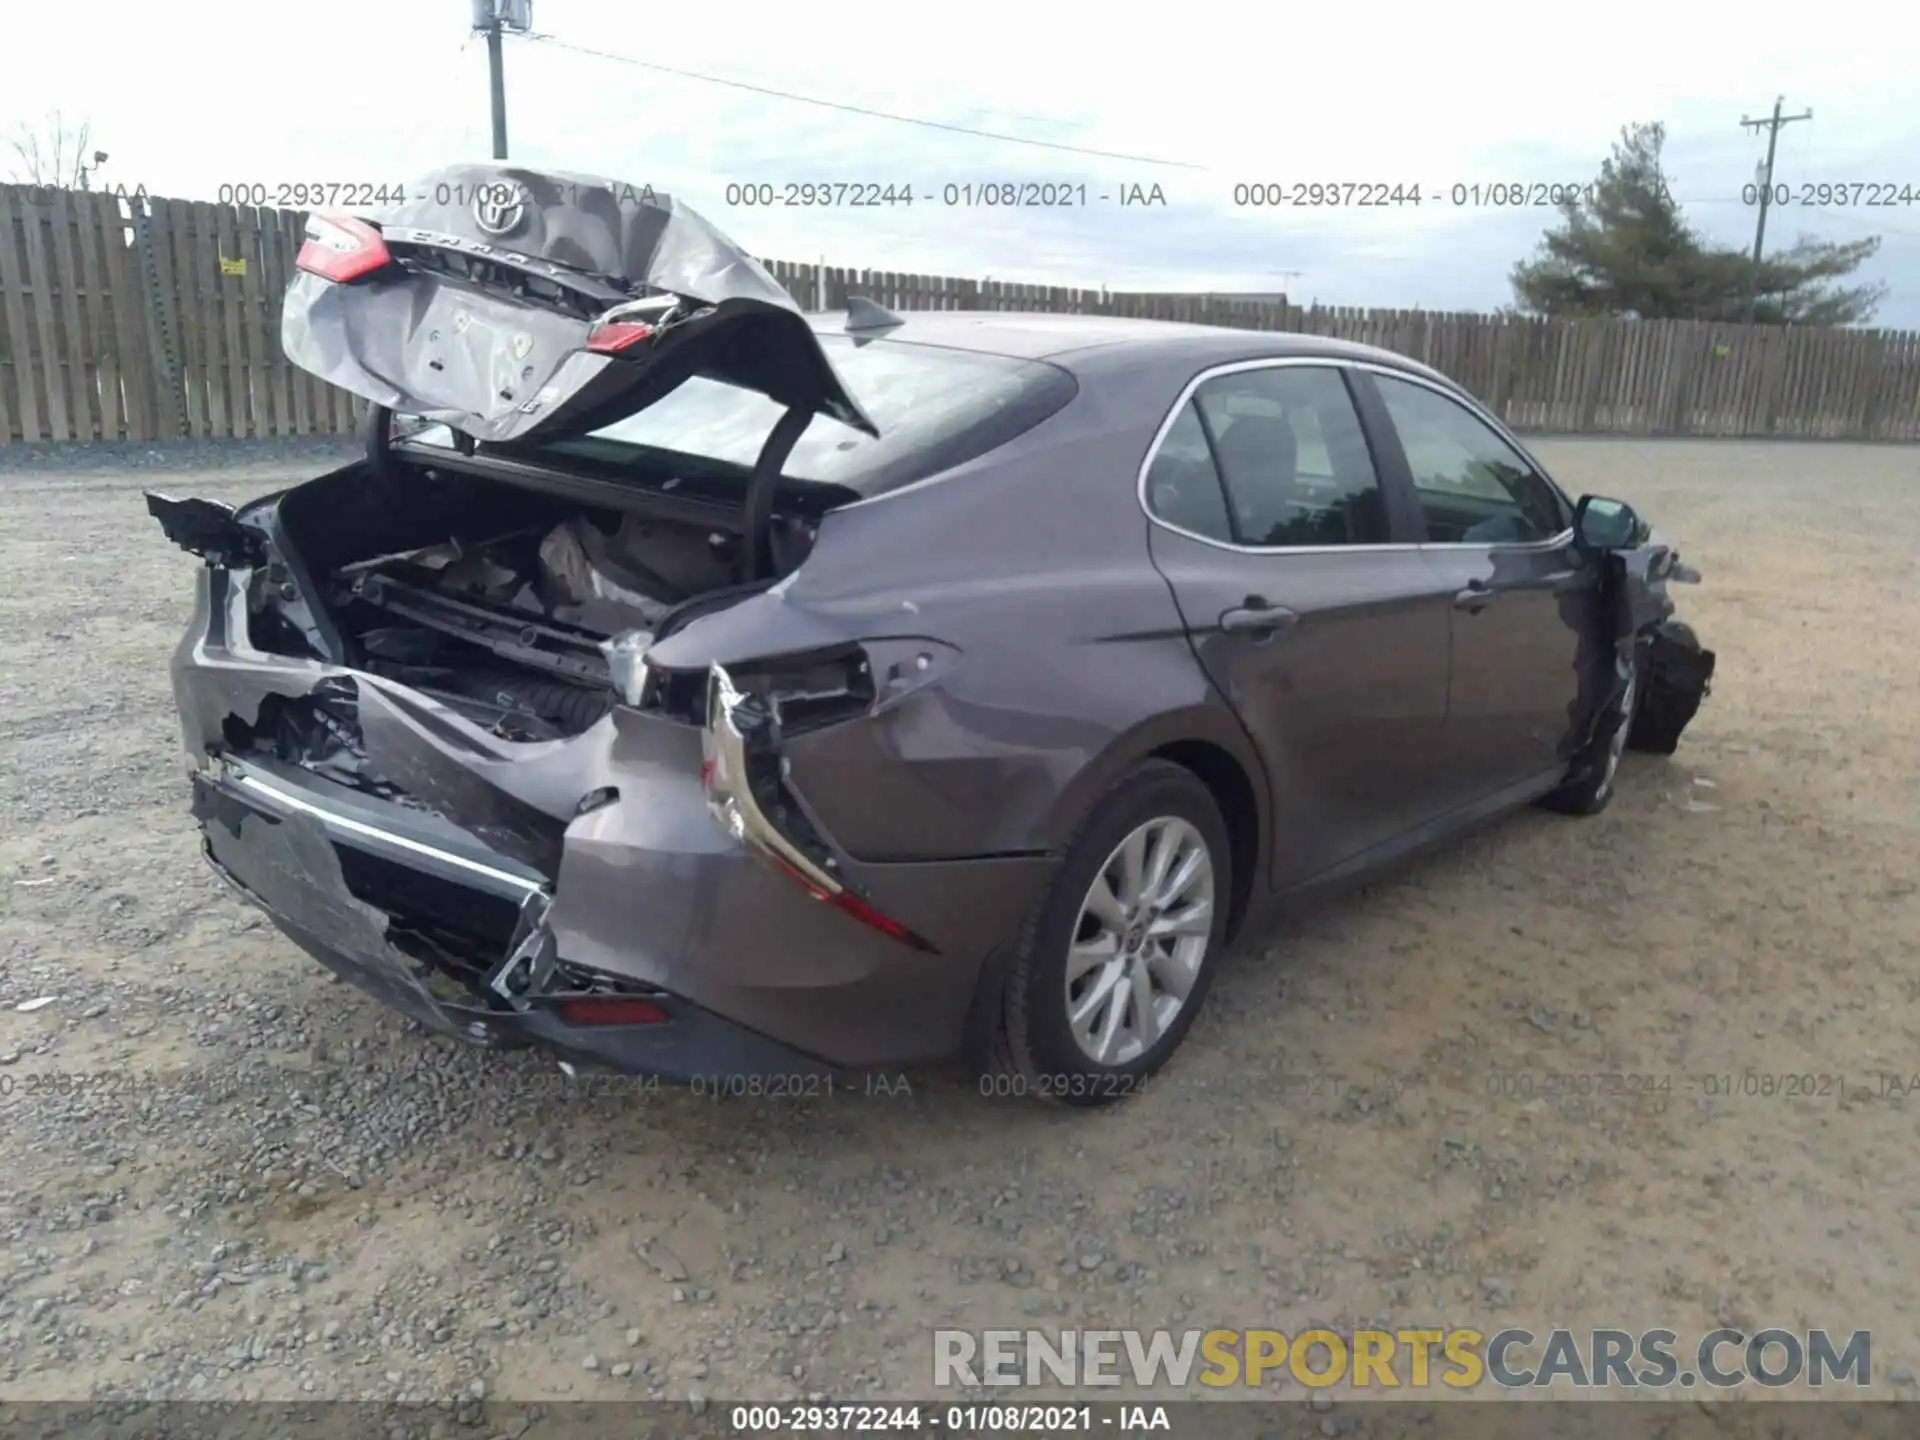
[[803, 307, 1445, 379]]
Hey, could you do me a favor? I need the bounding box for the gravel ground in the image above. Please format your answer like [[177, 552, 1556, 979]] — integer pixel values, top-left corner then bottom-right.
[[0, 436, 1917, 1418]]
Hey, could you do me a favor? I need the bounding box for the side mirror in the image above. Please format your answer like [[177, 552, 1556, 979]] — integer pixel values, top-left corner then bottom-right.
[[1572, 494, 1646, 554]]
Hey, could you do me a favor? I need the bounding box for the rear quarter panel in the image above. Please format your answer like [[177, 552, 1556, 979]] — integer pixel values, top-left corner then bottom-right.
[[757, 347, 1270, 864]]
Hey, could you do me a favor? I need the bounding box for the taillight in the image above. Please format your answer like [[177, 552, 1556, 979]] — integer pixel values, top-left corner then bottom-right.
[[702, 661, 935, 953], [296, 215, 393, 284], [828, 887, 931, 950], [586, 294, 685, 356], [557, 996, 669, 1026], [586, 319, 655, 354]]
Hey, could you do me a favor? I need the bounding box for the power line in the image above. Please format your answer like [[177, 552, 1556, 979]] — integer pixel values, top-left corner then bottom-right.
[[516, 32, 1207, 171], [1771, 204, 1920, 245], [464, 31, 1910, 256]]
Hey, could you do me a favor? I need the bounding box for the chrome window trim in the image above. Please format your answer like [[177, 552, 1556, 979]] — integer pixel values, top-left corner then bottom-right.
[[1136, 355, 1574, 557]]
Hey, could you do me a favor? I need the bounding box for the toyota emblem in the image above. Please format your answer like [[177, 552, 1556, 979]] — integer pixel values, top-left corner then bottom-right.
[[472, 189, 525, 236]]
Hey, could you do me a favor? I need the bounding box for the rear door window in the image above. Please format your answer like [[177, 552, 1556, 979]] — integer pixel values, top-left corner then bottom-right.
[[1143, 401, 1234, 542], [1190, 366, 1390, 548]]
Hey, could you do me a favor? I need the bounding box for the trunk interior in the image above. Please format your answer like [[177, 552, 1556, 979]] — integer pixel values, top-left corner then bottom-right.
[[232, 461, 797, 774]]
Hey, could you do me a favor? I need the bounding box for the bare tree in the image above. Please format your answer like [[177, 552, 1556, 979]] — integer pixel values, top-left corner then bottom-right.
[[6, 111, 106, 189]]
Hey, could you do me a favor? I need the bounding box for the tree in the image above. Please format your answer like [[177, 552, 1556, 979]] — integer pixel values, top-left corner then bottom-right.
[[5, 110, 105, 189], [1510, 121, 1886, 326]]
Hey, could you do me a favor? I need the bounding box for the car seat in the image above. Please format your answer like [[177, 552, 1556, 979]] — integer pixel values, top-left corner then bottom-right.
[[1212, 414, 1299, 544]]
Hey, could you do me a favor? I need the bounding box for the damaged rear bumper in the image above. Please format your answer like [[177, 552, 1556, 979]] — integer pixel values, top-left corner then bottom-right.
[[171, 564, 1055, 1076], [192, 756, 830, 1081]]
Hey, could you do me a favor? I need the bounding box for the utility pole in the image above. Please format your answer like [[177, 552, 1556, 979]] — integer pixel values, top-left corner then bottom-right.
[[1739, 95, 1812, 323], [472, 0, 532, 159], [486, 20, 508, 158]]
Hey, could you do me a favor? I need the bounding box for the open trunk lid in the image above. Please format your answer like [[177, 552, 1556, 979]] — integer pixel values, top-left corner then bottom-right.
[[282, 162, 876, 444]]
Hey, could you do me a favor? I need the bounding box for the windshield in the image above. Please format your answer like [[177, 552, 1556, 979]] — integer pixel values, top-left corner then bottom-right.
[[522, 335, 1074, 496]]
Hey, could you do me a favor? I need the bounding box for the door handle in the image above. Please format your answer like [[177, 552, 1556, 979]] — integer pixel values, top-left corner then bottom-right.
[[1220, 599, 1299, 635], [1452, 582, 1499, 613]]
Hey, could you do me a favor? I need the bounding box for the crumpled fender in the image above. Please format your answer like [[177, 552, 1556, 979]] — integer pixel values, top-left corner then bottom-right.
[[1571, 536, 1715, 764]]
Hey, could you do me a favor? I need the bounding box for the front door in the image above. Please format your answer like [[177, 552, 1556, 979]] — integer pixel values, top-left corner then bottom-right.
[[1142, 361, 1455, 889], [1360, 370, 1599, 806]]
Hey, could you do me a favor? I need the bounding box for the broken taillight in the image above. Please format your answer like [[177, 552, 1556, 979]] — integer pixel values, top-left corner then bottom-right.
[[761, 841, 937, 954], [557, 996, 669, 1026], [585, 319, 655, 354], [296, 215, 394, 284], [701, 662, 935, 953], [586, 294, 683, 356]]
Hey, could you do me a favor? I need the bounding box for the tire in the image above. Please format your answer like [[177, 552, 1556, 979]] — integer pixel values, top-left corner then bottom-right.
[[993, 760, 1232, 1107], [1627, 620, 1712, 755], [1540, 648, 1642, 816]]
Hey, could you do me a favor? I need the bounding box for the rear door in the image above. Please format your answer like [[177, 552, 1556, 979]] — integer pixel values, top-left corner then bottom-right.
[[1142, 360, 1456, 889], [1357, 368, 1600, 807]]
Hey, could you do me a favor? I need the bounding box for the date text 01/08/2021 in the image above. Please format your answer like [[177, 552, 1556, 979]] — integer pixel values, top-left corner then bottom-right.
[[1228, 181, 1647, 208], [723, 182, 1167, 208], [0, 1069, 914, 1107], [729, 1403, 1173, 1434], [1482, 1071, 1920, 1104]]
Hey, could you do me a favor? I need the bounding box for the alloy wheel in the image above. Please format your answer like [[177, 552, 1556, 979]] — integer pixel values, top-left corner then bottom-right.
[[1063, 816, 1215, 1066], [1596, 668, 1639, 797]]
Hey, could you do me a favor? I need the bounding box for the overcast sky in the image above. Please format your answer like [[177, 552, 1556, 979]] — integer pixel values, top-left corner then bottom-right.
[[8, 0, 1918, 325]]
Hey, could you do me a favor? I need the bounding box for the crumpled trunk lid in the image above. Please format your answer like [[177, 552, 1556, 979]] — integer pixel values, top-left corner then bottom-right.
[[281, 162, 875, 444]]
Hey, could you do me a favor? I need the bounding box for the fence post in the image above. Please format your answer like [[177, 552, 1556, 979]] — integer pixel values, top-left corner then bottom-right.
[[132, 201, 189, 439], [1666, 323, 1700, 436], [1857, 332, 1887, 439]]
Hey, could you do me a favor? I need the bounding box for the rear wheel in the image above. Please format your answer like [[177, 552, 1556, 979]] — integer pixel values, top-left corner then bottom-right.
[[994, 761, 1231, 1106]]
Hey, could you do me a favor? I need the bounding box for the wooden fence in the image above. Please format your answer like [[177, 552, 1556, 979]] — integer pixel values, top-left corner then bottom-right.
[[4, 181, 1920, 446]]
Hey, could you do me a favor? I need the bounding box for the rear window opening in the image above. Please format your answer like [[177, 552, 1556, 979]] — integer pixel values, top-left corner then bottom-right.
[[404, 333, 1077, 499]]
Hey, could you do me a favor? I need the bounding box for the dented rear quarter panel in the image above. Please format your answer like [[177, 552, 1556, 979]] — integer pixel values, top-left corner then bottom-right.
[[650, 344, 1271, 869], [168, 546, 1057, 1066]]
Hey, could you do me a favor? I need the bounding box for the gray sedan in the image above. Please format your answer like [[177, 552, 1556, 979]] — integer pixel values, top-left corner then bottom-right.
[[149, 164, 1714, 1104]]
